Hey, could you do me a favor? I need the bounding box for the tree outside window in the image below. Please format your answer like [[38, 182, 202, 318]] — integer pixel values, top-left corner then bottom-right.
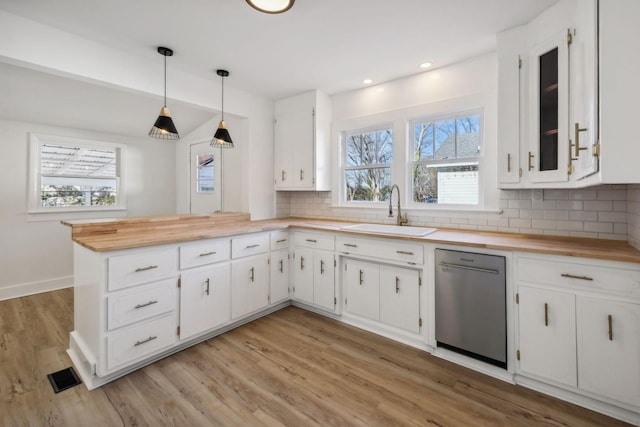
[[343, 126, 393, 202]]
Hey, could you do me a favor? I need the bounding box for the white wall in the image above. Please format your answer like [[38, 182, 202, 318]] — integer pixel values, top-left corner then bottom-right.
[[0, 119, 177, 300]]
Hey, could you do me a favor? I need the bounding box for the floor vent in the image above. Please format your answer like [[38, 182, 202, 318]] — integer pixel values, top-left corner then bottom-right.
[[47, 367, 81, 393]]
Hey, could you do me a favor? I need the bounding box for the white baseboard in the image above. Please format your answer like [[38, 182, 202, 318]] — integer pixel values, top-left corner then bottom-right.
[[0, 275, 73, 301]]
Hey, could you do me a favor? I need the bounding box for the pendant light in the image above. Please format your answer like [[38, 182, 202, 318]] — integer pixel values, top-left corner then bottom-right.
[[211, 69, 233, 148], [246, 0, 294, 14], [149, 46, 180, 140]]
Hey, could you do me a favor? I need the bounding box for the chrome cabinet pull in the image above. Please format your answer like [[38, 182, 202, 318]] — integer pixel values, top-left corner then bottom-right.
[[305, 239, 317, 243], [279, 259, 283, 273], [359, 269, 363, 285], [395, 276, 400, 294], [344, 243, 357, 248], [528, 152, 534, 171], [281, 170, 286, 181], [560, 273, 593, 281], [205, 278, 210, 296], [199, 251, 217, 257], [134, 300, 158, 309], [438, 262, 499, 275], [320, 260, 325, 275], [544, 303, 549, 326], [134, 336, 157, 347], [608, 314, 613, 341], [246, 244, 260, 249], [299, 169, 304, 181], [135, 265, 158, 272], [300, 256, 305, 270], [396, 250, 414, 256], [574, 122, 588, 157], [250, 267, 255, 282]]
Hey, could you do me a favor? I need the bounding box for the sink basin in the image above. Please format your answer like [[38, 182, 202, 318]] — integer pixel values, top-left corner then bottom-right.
[[340, 223, 437, 237]]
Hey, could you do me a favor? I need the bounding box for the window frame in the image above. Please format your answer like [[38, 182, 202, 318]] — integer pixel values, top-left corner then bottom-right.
[[340, 123, 394, 206], [28, 133, 127, 215], [407, 109, 483, 209]]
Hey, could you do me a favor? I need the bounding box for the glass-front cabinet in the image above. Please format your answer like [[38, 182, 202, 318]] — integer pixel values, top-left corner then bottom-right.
[[528, 30, 569, 183]]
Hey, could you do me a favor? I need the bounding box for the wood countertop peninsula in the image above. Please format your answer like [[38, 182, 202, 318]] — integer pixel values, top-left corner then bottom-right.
[[62, 213, 640, 264]]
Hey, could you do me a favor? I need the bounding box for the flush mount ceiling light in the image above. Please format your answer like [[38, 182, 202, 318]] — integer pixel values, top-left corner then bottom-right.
[[149, 46, 179, 140], [246, 0, 294, 14], [211, 69, 233, 148], [420, 62, 433, 69]]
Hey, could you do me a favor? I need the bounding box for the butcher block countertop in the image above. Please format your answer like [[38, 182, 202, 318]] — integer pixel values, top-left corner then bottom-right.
[[62, 213, 640, 264]]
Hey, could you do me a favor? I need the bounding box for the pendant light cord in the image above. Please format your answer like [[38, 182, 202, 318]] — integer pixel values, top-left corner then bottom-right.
[[164, 54, 167, 107], [221, 74, 224, 121]]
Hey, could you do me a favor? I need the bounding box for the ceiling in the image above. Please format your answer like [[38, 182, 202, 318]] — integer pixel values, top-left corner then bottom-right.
[[0, 0, 557, 100]]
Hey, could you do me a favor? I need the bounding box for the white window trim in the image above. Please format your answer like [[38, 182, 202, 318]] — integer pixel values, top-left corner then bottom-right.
[[332, 95, 498, 213], [28, 133, 127, 219], [407, 108, 484, 210], [340, 123, 394, 207]]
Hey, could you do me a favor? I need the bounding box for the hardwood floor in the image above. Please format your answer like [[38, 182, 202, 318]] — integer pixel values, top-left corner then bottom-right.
[[0, 289, 632, 426]]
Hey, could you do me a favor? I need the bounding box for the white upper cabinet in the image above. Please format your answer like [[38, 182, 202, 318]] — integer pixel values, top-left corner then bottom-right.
[[274, 90, 331, 191], [498, 0, 640, 188]]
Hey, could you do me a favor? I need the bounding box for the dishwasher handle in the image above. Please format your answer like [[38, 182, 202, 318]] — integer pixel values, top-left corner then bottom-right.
[[438, 262, 500, 275]]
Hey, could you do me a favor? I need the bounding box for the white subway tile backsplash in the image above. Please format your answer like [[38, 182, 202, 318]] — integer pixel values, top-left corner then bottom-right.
[[279, 184, 639, 248]]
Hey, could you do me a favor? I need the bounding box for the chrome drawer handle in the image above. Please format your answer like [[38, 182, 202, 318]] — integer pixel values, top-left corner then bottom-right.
[[396, 250, 414, 256], [135, 265, 158, 272], [246, 244, 260, 249], [134, 336, 157, 347], [134, 300, 158, 309], [439, 262, 499, 275], [276, 239, 287, 243], [343, 243, 357, 248], [306, 239, 317, 243], [199, 251, 217, 257], [560, 273, 593, 281]]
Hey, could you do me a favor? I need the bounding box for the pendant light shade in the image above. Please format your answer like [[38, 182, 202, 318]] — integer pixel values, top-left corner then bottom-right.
[[211, 69, 233, 148], [246, 0, 294, 14], [149, 46, 180, 140]]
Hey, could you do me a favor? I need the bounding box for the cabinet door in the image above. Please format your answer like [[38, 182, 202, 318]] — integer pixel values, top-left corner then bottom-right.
[[380, 266, 420, 333], [577, 296, 640, 407], [497, 31, 523, 185], [344, 259, 379, 321], [517, 285, 577, 387], [231, 255, 269, 319], [292, 247, 314, 305], [313, 250, 335, 312], [570, 0, 599, 180], [528, 30, 569, 183], [180, 264, 230, 340], [292, 109, 314, 189], [274, 113, 294, 189], [270, 249, 290, 304]]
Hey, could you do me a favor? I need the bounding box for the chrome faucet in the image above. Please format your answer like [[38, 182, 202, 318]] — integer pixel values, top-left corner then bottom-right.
[[388, 184, 408, 226]]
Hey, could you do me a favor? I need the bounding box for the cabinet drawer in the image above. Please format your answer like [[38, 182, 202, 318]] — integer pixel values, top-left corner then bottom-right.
[[517, 256, 640, 298], [294, 232, 334, 251], [336, 236, 423, 265], [180, 238, 230, 269], [108, 249, 177, 291], [270, 230, 290, 251], [106, 314, 175, 371], [107, 278, 176, 330], [231, 233, 269, 259]]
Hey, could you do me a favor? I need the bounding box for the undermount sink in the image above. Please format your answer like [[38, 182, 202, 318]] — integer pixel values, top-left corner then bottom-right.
[[340, 223, 437, 237]]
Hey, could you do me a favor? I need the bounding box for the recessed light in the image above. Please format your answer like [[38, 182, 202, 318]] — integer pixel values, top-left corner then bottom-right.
[[362, 79, 373, 85], [420, 62, 433, 69]]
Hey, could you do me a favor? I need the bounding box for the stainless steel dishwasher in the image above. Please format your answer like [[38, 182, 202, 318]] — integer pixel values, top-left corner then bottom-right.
[[435, 249, 507, 368]]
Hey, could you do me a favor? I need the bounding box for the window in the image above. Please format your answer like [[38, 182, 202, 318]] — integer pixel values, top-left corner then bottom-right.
[[410, 111, 481, 205], [29, 134, 126, 213], [343, 125, 393, 202], [196, 153, 215, 193]]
